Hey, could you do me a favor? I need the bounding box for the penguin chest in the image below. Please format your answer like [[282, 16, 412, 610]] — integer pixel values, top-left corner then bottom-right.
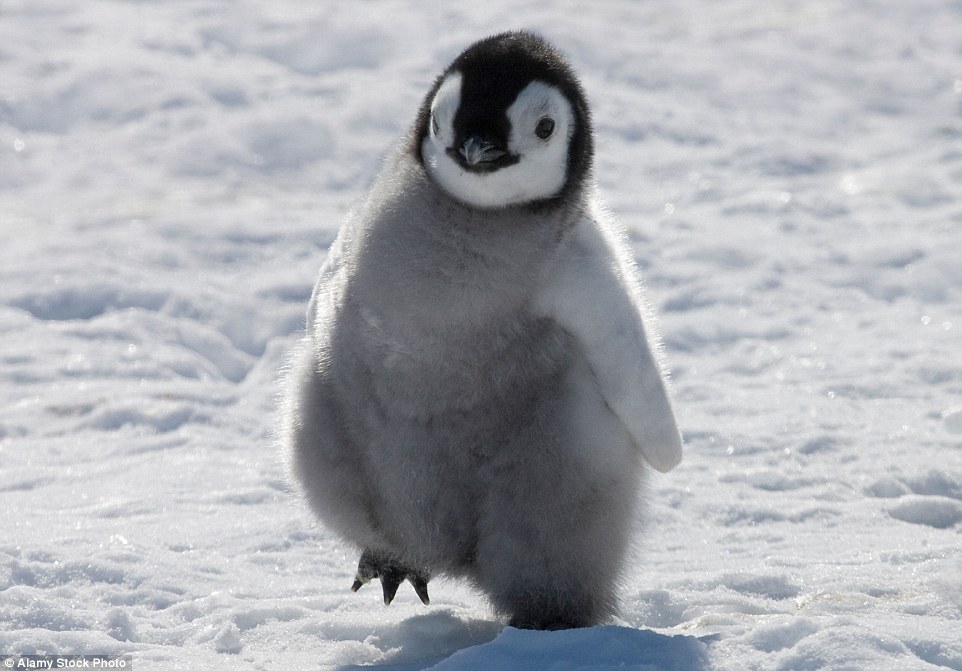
[[348, 300, 570, 427], [343, 211, 568, 423]]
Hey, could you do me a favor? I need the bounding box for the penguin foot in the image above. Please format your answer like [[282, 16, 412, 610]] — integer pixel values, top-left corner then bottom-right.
[[350, 549, 431, 606]]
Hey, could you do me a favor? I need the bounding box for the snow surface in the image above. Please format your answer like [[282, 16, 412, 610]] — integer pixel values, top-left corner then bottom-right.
[[2, 1, 961, 669]]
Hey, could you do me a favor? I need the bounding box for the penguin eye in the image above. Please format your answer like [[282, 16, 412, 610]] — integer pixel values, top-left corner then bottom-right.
[[431, 114, 440, 136], [535, 117, 555, 140]]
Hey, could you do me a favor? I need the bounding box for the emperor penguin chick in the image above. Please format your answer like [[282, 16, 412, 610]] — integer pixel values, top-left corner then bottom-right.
[[283, 30, 683, 630]]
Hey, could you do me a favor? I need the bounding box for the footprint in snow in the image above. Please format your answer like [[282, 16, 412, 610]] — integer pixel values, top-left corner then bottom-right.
[[865, 470, 962, 529]]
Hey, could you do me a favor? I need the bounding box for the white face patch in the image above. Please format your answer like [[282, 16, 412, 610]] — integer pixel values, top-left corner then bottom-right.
[[421, 76, 575, 209], [425, 72, 462, 160]]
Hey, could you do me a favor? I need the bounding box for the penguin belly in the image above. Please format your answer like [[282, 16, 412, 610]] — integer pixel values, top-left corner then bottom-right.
[[326, 308, 573, 570]]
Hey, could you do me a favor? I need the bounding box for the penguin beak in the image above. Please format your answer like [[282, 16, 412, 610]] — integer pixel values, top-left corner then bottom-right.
[[459, 135, 506, 165]]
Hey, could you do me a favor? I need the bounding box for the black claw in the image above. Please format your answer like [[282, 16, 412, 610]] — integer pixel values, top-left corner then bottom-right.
[[350, 549, 431, 606], [381, 571, 402, 605], [409, 573, 430, 605]]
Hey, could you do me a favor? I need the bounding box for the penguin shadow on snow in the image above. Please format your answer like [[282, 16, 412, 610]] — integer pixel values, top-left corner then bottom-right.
[[335, 611, 711, 671]]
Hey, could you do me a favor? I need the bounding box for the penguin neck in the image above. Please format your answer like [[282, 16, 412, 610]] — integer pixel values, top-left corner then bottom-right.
[[421, 174, 583, 255]]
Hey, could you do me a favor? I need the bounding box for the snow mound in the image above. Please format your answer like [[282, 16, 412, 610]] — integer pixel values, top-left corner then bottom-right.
[[426, 626, 709, 671]]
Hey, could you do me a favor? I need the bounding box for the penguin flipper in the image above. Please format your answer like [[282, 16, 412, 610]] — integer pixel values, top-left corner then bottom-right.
[[351, 549, 431, 606], [534, 210, 683, 473]]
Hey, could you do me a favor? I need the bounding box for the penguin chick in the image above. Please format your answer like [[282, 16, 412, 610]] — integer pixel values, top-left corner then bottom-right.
[[283, 30, 682, 630]]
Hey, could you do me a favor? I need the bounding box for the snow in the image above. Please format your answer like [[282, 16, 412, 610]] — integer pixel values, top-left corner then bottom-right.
[[1, 0, 960, 669]]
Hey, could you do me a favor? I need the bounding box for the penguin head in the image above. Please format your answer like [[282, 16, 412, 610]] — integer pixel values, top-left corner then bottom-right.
[[415, 31, 593, 210]]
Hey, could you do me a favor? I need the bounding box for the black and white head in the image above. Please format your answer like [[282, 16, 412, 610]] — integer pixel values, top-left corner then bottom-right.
[[415, 31, 593, 210]]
